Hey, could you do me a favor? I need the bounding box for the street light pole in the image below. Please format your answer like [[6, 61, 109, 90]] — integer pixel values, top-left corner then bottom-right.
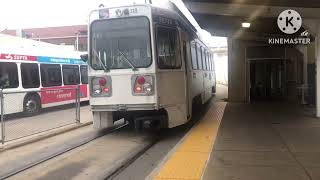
[[75, 33, 79, 51]]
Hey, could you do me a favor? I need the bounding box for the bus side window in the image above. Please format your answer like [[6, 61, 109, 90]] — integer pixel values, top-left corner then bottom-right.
[[0, 62, 19, 89], [196, 44, 202, 70], [80, 65, 88, 84], [62, 65, 80, 85], [21, 63, 40, 89], [190, 42, 198, 70], [40, 64, 62, 87]]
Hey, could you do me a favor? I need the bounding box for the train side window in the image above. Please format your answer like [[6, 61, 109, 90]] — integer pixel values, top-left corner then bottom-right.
[[0, 62, 19, 89], [21, 63, 40, 88], [80, 65, 88, 84], [190, 42, 198, 69], [196, 44, 202, 70], [207, 52, 211, 71], [203, 49, 209, 70], [204, 50, 207, 70], [207, 54, 210, 70], [212, 54, 215, 71], [62, 65, 80, 85], [40, 64, 62, 87], [210, 54, 213, 71], [202, 48, 207, 70], [156, 27, 181, 69], [211, 54, 214, 71]]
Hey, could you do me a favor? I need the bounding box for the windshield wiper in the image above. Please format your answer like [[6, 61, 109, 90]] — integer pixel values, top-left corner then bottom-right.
[[118, 49, 138, 71], [93, 48, 109, 72]]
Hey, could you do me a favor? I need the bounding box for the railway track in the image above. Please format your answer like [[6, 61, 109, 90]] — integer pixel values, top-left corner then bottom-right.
[[0, 123, 130, 180]]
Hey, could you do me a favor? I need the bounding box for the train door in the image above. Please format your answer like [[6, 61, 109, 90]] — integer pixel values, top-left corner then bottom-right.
[[181, 32, 192, 120], [156, 26, 188, 127], [249, 59, 287, 101], [196, 43, 205, 104], [203, 50, 211, 102]]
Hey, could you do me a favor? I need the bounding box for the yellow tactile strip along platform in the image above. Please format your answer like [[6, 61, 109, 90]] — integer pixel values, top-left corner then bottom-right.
[[154, 102, 227, 180]]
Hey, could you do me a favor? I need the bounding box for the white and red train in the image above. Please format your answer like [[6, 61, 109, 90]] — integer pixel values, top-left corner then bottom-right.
[[84, 3, 216, 129]]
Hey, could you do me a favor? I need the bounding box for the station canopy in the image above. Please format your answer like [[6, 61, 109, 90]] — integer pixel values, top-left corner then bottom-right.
[[182, 0, 320, 37], [183, 0, 320, 8]]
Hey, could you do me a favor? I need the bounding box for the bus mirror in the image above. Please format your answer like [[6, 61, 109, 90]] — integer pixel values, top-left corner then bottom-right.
[[80, 54, 88, 62]]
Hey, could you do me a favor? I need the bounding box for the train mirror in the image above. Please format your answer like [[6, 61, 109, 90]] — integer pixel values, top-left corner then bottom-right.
[[80, 54, 88, 62]]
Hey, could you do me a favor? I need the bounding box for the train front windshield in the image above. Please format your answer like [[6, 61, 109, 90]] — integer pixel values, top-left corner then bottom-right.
[[90, 17, 152, 70]]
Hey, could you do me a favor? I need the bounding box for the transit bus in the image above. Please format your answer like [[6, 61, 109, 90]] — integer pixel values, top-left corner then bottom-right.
[[83, 2, 216, 129], [0, 38, 89, 115]]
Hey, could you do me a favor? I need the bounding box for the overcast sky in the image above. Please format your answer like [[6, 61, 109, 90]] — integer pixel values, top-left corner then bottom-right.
[[0, 0, 101, 29], [0, 0, 199, 28], [0, 0, 226, 47]]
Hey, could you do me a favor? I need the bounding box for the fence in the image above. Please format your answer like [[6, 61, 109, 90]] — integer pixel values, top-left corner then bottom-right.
[[0, 86, 81, 144]]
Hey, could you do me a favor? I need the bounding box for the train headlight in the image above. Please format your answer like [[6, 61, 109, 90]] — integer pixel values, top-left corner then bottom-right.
[[144, 83, 153, 94], [94, 89, 102, 95]]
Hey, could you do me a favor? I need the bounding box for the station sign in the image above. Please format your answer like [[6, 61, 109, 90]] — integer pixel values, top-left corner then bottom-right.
[[98, 6, 150, 20], [154, 15, 179, 27]]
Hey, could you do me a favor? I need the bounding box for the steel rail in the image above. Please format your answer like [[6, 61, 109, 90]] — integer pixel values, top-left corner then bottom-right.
[[0, 123, 128, 180]]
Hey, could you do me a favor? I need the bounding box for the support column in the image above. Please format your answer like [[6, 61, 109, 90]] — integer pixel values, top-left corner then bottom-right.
[[316, 23, 320, 117], [302, 46, 308, 105], [227, 38, 233, 101]]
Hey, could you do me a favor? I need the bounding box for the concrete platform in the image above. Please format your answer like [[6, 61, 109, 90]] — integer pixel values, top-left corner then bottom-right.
[[150, 102, 226, 180], [150, 88, 320, 180], [204, 102, 320, 180]]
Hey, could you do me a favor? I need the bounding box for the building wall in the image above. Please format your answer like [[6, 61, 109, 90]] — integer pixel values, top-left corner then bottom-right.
[[214, 53, 228, 85], [285, 47, 304, 103], [228, 38, 305, 103], [212, 47, 228, 85], [1, 25, 88, 52]]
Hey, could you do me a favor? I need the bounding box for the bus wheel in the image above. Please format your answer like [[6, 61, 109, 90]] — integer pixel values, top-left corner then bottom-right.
[[24, 95, 41, 116]]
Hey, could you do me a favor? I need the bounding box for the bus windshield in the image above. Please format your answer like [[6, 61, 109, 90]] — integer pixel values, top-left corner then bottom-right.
[[90, 17, 152, 70]]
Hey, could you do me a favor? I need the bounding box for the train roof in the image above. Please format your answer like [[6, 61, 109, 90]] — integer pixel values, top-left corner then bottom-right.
[[151, 4, 209, 47], [151, 3, 197, 34], [93, 2, 209, 47]]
